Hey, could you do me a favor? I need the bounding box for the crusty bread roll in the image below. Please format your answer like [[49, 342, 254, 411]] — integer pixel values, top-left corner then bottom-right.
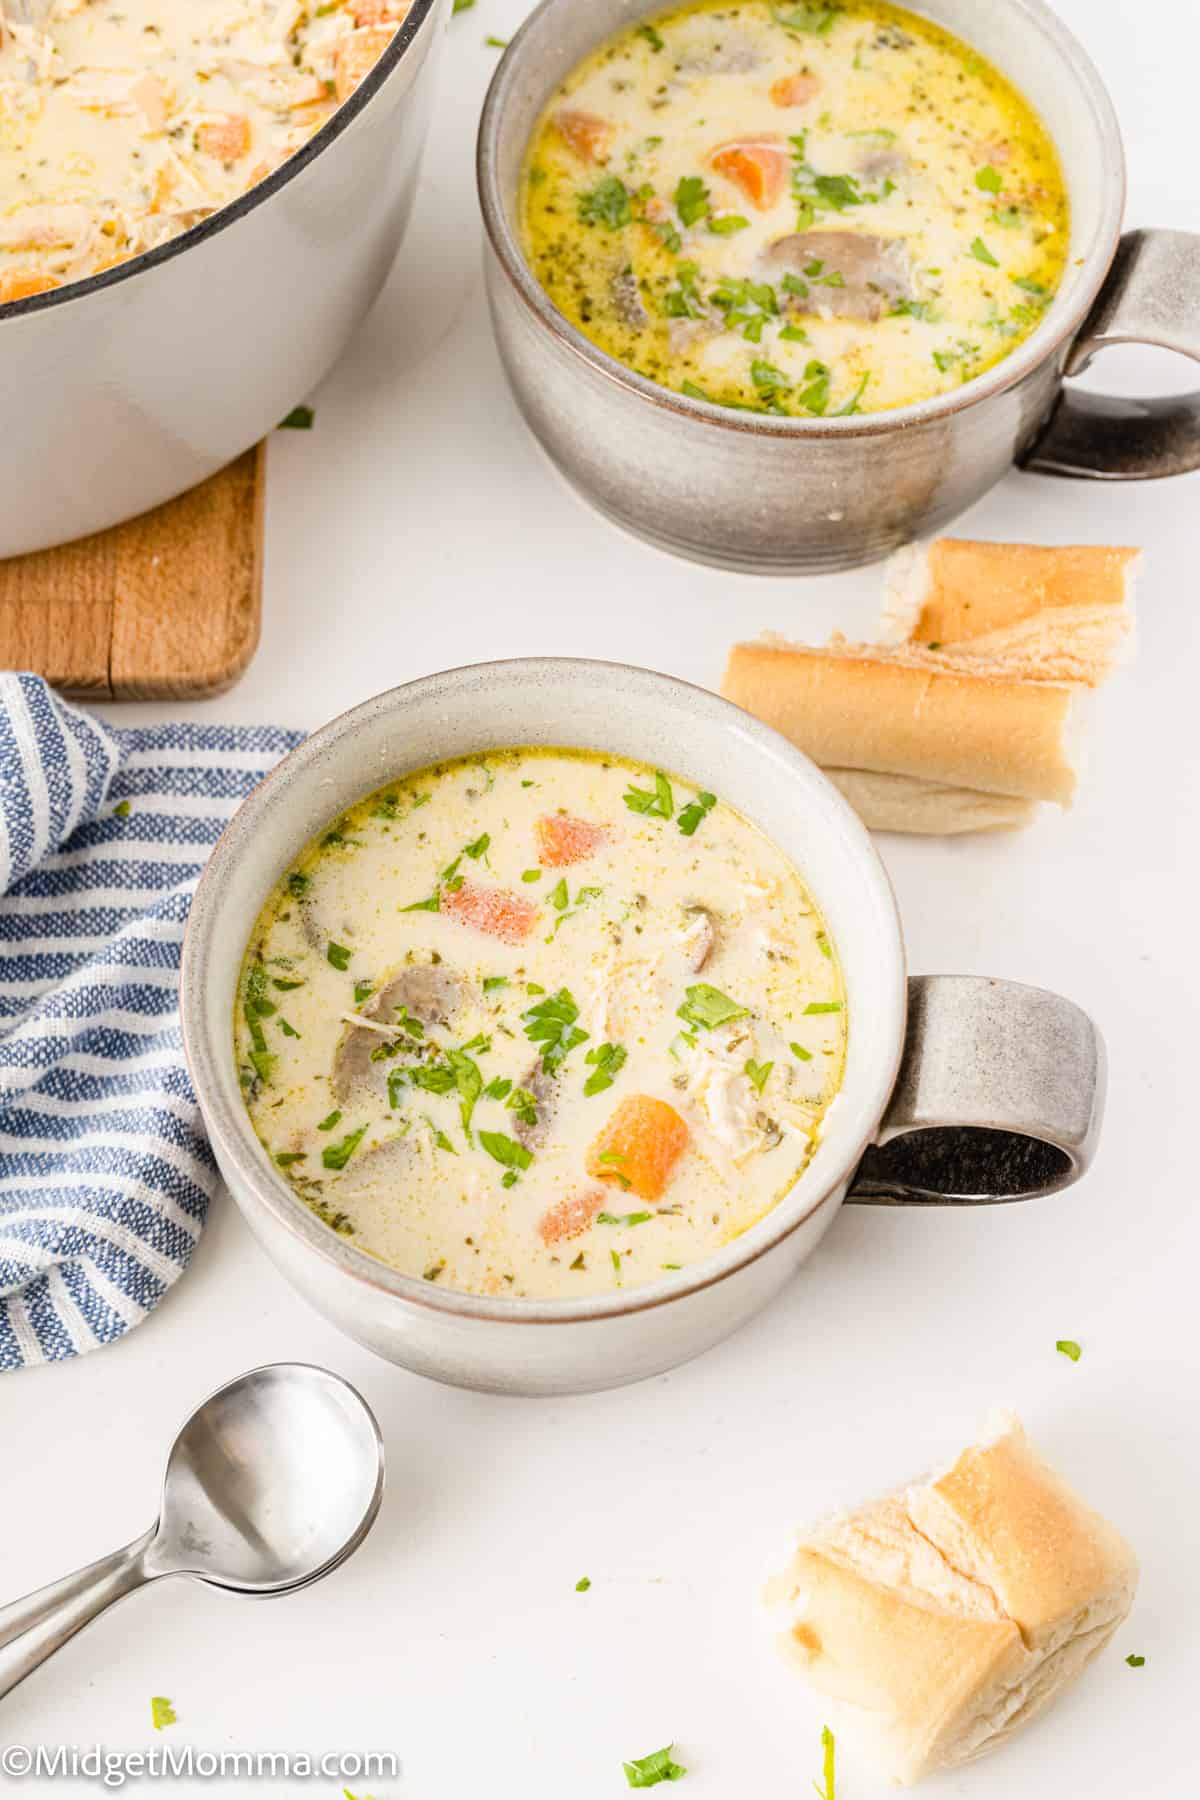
[[882, 539, 1140, 684], [763, 1415, 1138, 1787], [722, 640, 1080, 805], [824, 768, 1036, 835]]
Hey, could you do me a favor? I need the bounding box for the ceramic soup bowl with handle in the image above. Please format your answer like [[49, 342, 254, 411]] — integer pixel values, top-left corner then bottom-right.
[[181, 660, 1105, 1396], [477, 0, 1200, 574]]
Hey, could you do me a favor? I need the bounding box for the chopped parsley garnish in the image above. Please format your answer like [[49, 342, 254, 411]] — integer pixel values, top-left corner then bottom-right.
[[483, 976, 509, 992], [150, 1696, 177, 1732], [272, 977, 304, 992], [975, 165, 1003, 193], [286, 871, 309, 898], [772, 2, 839, 34], [677, 791, 716, 837], [465, 832, 490, 860], [353, 979, 374, 1004], [790, 1041, 813, 1062], [317, 1110, 342, 1132], [1126, 1654, 1146, 1667], [550, 877, 570, 912], [790, 130, 885, 230], [484, 1076, 512, 1101], [326, 941, 352, 971], [637, 21, 664, 50], [277, 405, 314, 430], [1056, 1339, 1082, 1362], [579, 176, 633, 230], [968, 235, 1000, 267], [597, 1210, 653, 1227], [1013, 275, 1051, 300], [451, 0, 475, 12], [610, 1248, 623, 1279], [446, 1048, 483, 1140], [813, 1725, 836, 1800], [521, 868, 542, 883], [321, 1125, 368, 1171], [576, 1575, 593, 1591], [710, 274, 779, 342], [479, 1131, 533, 1176], [275, 1150, 305, 1167], [523, 988, 589, 1072], [623, 1744, 687, 1788], [423, 1260, 446, 1281], [708, 213, 749, 235], [278, 1019, 300, 1038], [744, 1059, 773, 1095], [624, 771, 674, 819], [598, 1150, 632, 1191], [401, 892, 440, 913], [410, 1063, 456, 1096], [803, 1001, 842, 1015], [678, 984, 749, 1030], [485, 33, 507, 47], [798, 359, 833, 415], [426, 1118, 457, 1155], [506, 1086, 538, 1128], [674, 174, 711, 229], [585, 1042, 628, 1096], [751, 357, 791, 399]]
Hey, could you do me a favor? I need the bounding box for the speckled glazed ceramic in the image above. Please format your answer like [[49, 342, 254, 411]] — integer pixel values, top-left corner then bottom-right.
[[478, 0, 1200, 574], [0, 0, 447, 557], [181, 660, 1105, 1395]]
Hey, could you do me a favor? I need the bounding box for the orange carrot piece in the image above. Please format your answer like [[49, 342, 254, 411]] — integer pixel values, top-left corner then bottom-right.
[[538, 1189, 607, 1247], [441, 880, 538, 945], [586, 1095, 689, 1203], [535, 814, 608, 868], [709, 139, 789, 211], [555, 108, 614, 164], [334, 24, 395, 104], [195, 114, 252, 163], [0, 271, 58, 304], [770, 71, 822, 108], [353, 0, 410, 23]]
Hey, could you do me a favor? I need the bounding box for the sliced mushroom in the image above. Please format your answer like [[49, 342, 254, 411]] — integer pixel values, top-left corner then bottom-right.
[[611, 265, 648, 330], [856, 145, 908, 183], [761, 230, 914, 322], [336, 1136, 415, 1197], [681, 905, 718, 974], [513, 1060, 558, 1152], [331, 964, 464, 1103], [677, 34, 761, 74]]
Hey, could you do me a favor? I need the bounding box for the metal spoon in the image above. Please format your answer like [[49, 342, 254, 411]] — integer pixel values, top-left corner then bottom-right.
[[0, 1363, 384, 1703]]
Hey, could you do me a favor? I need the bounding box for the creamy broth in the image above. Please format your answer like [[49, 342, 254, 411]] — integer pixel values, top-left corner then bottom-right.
[[0, 0, 409, 304], [236, 750, 847, 1299], [520, 0, 1068, 416]]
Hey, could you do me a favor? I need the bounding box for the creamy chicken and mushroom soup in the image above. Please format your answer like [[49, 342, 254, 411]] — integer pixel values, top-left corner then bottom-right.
[[236, 750, 847, 1299], [0, 0, 409, 304], [520, 0, 1068, 416]]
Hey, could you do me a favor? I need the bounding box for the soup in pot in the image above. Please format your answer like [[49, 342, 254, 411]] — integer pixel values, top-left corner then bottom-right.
[[519, 0, 1068, 416], [236, 749, 847, 1299], [0, 0, 409, 304]]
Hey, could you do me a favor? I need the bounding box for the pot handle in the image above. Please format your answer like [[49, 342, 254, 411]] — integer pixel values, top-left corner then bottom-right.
[[847, 976, 1105, 1205], [1023, 228, 1200, 479]]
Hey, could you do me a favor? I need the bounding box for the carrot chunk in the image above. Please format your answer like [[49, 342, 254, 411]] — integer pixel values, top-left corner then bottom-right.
[[535, 814, 608, 868], [586, 1095, 689, 1203], [441, 880, 538, 944], [709, 139, 789, 210], [195, 114, 252, 163], [555, 108, 614, 164], [0, 272, 59, 304], [353, 0, 410, 22], [770, 71, 822, 108], [334, 24, 396, 104], [538, 1189, 607, 1247]]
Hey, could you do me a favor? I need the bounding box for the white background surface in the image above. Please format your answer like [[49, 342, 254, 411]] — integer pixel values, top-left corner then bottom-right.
[[2, 1, 1197, 1794]]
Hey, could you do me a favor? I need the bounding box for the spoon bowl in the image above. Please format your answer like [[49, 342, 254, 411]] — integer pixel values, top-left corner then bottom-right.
[[0, 1363, 385, 1702]]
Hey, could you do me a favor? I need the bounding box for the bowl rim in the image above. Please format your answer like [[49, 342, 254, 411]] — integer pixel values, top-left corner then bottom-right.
[[0, 0, 442, 324], [180, 656, 907, 1328], [476, 0, 1127, 438]]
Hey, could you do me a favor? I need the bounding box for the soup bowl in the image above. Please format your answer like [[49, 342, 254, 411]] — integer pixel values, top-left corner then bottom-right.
[[181, 659, 1105, 1395], [0, 0, 447, 557], [478, 0, 1200, 574]]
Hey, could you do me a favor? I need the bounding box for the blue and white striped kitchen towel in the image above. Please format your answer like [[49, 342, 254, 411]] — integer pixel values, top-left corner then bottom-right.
[[0, 674, 301, 1373]]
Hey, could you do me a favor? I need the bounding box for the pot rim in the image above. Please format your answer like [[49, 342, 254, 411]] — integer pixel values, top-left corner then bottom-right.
[[0, 0, 442, 325], [180, 656, 907, 1330], [476, 0, 1127, 439]]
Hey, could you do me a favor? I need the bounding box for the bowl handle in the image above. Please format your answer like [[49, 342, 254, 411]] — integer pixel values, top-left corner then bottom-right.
[[846, 976, 1105, 1205], [1022, 228, 1200, 479]]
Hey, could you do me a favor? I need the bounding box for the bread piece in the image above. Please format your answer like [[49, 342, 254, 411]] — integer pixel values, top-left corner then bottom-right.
[[882, 540, 1140, 684], [763, 1415, 1138, 1787], [722, 641, 1080, 804], [824, 768, 1036, 835]]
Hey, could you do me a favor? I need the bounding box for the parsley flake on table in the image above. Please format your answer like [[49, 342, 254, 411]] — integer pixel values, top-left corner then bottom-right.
[[1126, 1653, 1146, 1667], [150, 1696, 177, 1731], [813, 1725, 836, 1800], [277, 405, 314, 430], [113, 799, 132, 818], [1056, 1339, 1082, 1362], [623, 1743, 687, 1787], [575, 1575, 592, 1592]]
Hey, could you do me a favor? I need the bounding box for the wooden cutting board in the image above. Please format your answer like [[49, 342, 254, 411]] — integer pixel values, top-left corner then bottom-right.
[[0, 444, 265, 701]]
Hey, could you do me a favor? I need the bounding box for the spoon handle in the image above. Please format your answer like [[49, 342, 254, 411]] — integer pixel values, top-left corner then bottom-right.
[[0, 1527, 156, 1703]]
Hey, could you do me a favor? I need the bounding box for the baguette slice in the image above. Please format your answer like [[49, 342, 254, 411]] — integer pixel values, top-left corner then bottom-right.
[[882, 539, 1140, 684], [722, 640, 1080, 804], [824, 767, 1036, 834], [763, 1415, 1138, 1786]]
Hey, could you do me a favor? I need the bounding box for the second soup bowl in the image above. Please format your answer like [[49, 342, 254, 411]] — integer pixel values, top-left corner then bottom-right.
[[181, 660, 1105, 1395]]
